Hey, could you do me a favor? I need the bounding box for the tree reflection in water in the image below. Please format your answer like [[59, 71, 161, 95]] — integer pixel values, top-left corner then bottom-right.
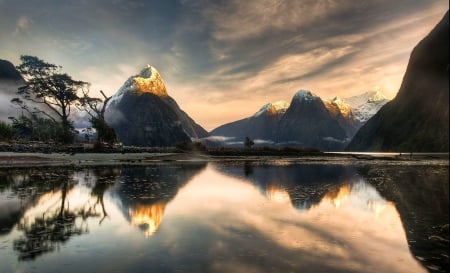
[[2, 164, 207, 260], [87, 168, 121, 225], [7, 168, 119, 260], [13, 180, 83, 260], [0, 162, 446, 273]]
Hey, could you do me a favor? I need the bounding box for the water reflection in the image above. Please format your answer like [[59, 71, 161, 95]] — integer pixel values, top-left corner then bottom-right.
[[129, 202, 167, 237], [358, 165, 449, 272], [0, 162, 445, 273], [112, 163, 207, 236], [157, 163, 426, 273], [216, 162, 359, 211], [0, 169, 70, 236], [6, 168, 119, 260]]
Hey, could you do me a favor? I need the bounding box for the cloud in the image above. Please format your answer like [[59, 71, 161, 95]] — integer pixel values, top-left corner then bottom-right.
[[200, 136, 236, 142], [13, 16, 31, 36], [254, 139, 275, 145], [0, 0, 447, 130], [0, 83, 21, 122], [203, 0, 348, 42], [322, 137, 347, 143]]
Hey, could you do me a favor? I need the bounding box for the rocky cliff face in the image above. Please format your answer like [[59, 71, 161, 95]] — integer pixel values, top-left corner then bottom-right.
[[106, 65, 208, 146], [324, 97, 361, 139], [347, 11, 449, 152]]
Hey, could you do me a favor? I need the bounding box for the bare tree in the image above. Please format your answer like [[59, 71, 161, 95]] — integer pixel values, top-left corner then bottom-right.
[[78, 90, 117, 144]]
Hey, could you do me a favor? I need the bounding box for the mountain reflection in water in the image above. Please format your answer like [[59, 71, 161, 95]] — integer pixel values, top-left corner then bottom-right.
[[113, 163, 207, 237], [0, 162, 446, 273]]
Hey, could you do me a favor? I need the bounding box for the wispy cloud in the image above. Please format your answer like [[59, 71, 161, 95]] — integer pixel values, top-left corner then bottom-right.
[[13, 15, 30, 36]]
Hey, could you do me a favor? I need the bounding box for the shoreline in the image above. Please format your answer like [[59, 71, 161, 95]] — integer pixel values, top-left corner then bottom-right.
[[0, 151, 448, 168]]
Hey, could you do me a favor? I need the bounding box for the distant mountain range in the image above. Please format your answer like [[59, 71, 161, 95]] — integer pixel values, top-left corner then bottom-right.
[[209, 100, 288, 142], [105, 65, 208, 147], [347, 11, 449, 152], [2, 10, 447, 151], [209, 89, 389, 150]]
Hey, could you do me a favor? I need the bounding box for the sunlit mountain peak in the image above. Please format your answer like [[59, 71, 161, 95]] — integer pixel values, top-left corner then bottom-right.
[[129, 202, 167, 237], [324, 96, 353, 119], [133, 65, 168, 96], [254, 100, 289, 117], [368, 90, 388, 102], [108, 64, 169, 107]]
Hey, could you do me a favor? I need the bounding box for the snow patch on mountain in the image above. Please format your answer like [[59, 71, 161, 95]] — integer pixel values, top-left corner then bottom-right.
[[254, 100, 289, 117], [293, 90, 319, 101], [344, 91, 389, 123]]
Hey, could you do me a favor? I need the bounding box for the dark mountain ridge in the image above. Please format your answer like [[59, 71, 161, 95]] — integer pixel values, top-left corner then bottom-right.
[[347, 11, 449, 152], [0, 59, 23, 82]]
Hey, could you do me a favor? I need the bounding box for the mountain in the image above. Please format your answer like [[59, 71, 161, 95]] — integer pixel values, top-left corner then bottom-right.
[[0, 60, 25, 122], [276, 90, 349, 150], [0, 59, 23, 82], [347, 11, 449, 152], [209, 91, 362, 150], [324, 97, 361, 138], [343, 91, 389, 123], [209, 100, 289, 143], [105, 65, 208, 147]]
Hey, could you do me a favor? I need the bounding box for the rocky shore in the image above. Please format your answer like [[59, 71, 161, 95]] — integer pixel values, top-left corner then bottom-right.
[[0, 141, 448, 169]]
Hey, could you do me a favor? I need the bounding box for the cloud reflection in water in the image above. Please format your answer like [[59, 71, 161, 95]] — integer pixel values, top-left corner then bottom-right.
[[0, 163, 429, 273]]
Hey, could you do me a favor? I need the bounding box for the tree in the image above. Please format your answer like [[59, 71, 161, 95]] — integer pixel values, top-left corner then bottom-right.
[[0, 121, 14, 141], [9, 115, 62, 142], [15, 55, 89, 143], [78, 90, 117, 144], [244, 137, 254, 148]]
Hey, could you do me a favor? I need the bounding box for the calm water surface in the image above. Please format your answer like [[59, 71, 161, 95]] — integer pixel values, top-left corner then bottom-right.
[[0, 162, 448, 273]]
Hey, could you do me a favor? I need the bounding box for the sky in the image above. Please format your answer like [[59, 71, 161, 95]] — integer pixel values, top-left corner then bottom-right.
[[0, 0, 448, 130]]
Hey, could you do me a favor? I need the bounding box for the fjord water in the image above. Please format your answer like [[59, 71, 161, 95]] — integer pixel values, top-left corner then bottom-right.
[[0, 162, 447, 273]]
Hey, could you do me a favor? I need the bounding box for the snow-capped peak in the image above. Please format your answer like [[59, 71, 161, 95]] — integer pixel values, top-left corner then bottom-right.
[[368, 90, 387, 102], [324, 97, 352, 119], [138, 65, 154, 78], [109, 64, 168, 107], [254, 100, 289, 117], [344, 90, 388, 108], [344, 90, 390, 123], [293, 89, 318, 101]]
